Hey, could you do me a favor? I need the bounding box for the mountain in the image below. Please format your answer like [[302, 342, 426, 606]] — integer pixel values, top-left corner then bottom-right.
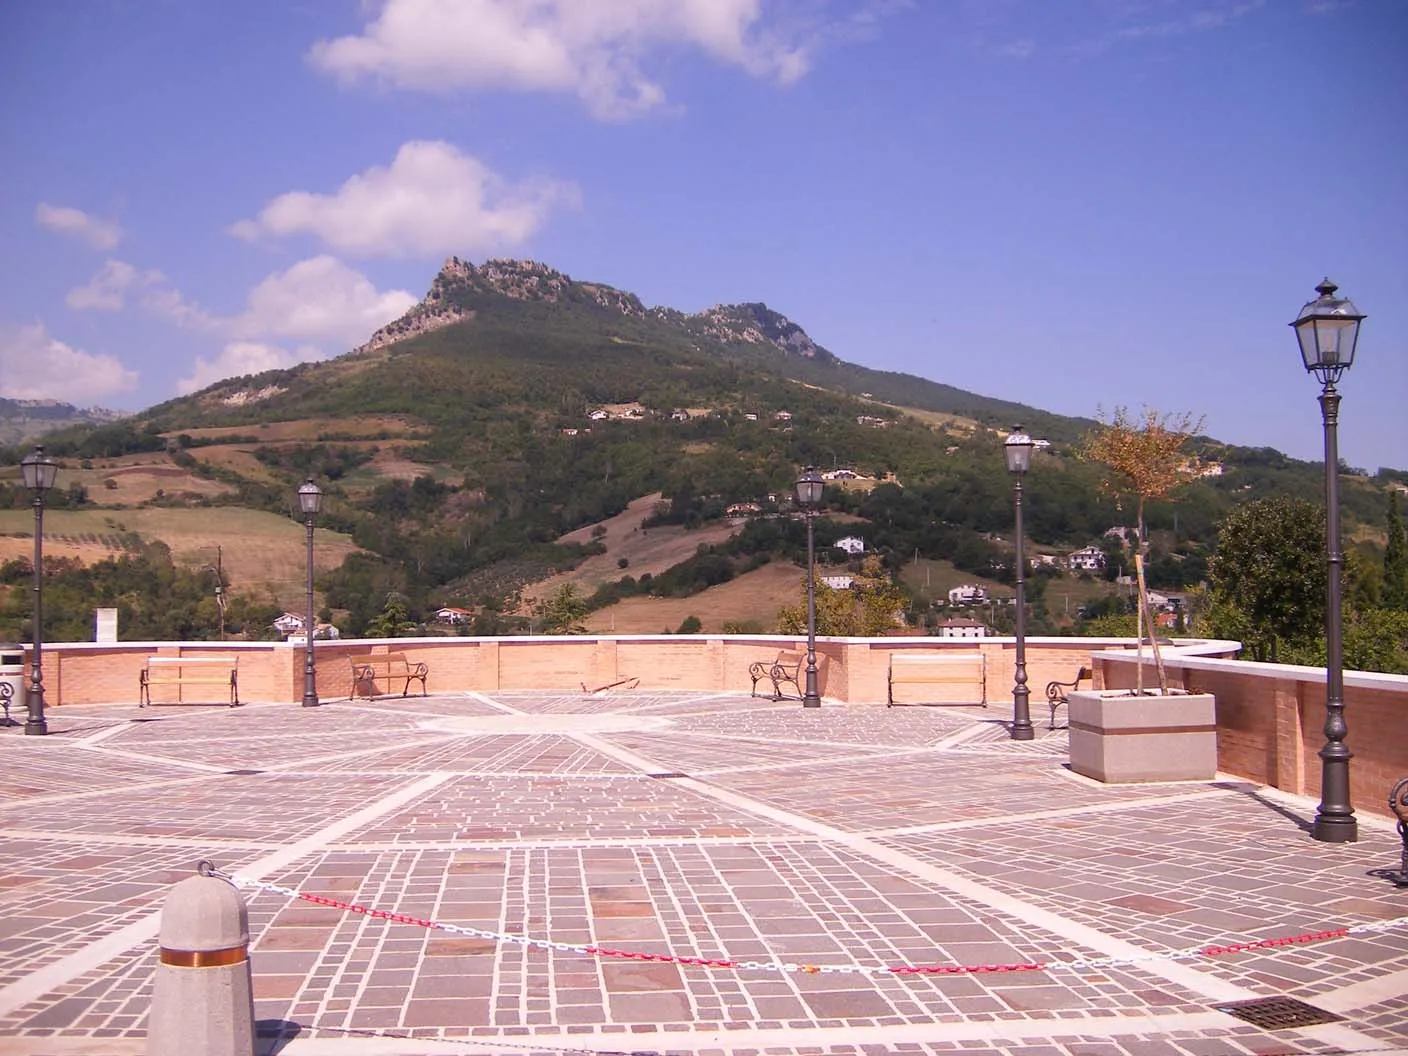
[[0, 398, 129, 446], [7, 256, 1400, 640], [350, 257, 1076, 439]]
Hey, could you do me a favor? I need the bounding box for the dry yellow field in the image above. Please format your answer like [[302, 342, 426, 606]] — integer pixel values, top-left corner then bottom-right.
[[168, 415, 429, 442], [0, 507, 358, 609], [580, 559, 804, 634]]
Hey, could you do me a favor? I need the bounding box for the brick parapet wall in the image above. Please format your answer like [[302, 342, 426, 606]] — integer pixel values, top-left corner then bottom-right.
[[1094, 650, 1407, 821]]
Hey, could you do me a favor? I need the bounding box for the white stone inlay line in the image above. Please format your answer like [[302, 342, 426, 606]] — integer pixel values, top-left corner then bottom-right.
[[569, 731, 1388, 1050], [0, 770, 456, 1020], [870, 787, 1226, 837]]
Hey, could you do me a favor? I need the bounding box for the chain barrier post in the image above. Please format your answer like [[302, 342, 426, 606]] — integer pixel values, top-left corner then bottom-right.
[[147, 861, 255, 1056]]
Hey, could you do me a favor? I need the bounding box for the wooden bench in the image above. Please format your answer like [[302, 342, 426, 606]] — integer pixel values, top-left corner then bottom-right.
[[887, 652, 986, 707], [1044, 665, 1092, 729], [749, 651, 806, 701], [139, 656, 239, 707], [350, 653, 429, 699]]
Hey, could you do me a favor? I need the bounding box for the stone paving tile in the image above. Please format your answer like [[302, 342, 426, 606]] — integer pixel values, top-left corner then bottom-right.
[[0, 767, 414, 841], [0, 844, 205, 991], [608, 731, 929, 775], [0, 745, 186, 799], [0, 691, 1404, 1056], [668, 704, 982, 748], [344, 773, 802, 843], [305, 733, 639, 774], [702, 753, 1184, 834]]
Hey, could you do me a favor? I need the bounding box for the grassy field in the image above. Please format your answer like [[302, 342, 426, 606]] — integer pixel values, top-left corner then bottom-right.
[[580, 559, 803, 634], [0, 507, 359, 609]]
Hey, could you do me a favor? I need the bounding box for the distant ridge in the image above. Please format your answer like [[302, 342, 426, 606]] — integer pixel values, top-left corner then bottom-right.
[[0, 397, 130, 446]]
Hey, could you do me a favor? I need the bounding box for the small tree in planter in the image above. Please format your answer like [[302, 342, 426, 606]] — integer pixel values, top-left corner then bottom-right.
[[1081, 406, 1204, 694]]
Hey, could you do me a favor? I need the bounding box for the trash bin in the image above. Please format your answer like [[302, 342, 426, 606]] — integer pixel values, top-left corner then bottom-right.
[[0, 645, 24, 727]]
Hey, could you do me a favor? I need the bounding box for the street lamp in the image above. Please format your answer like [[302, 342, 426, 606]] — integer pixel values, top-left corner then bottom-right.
[[19, 446, 58, 736], [298, 478, 323, 708], [1004, 428, 1035, 741], [795, 466, 824, 708], [1293, 278, 1365, 844]]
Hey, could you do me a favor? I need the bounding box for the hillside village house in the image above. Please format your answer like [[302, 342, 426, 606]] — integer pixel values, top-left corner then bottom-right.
[[435, 606, 473, 625], [948, 584, 987, 605], [1068, 546, 1106, 572], [936, 617, 987, 639], [821, 574, 855, 590], [835, 536, 865, 555], [726, 502, 762, 516], [823, 468, 860, 480], [272, 612, 305, 637], [272, 613, 340, 641]]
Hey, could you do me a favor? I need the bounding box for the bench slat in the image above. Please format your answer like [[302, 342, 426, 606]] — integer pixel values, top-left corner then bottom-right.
[[349, 653, 429, 700], [888, 653, 986, 707], [140, 656, 239, 708]]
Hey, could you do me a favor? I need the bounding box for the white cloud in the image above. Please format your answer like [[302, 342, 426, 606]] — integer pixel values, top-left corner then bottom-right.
[[161, 258, 415, 394], [139, 285, 223, 331], [176, 342, 328, 396], [35, 203, 123, 250], [66, 260, 164, 312], [307, 0, 812, 119], [0, 323, 139, 403], [234, 255, 419, 346], [230, 140, 578, 259]]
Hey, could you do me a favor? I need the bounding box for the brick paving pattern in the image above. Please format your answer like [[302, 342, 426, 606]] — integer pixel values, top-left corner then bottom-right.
[[1, 689, 1405, 1056]]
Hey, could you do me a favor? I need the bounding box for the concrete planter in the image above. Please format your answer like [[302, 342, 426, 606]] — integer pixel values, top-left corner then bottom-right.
[[1067, 689, 1217, 783]]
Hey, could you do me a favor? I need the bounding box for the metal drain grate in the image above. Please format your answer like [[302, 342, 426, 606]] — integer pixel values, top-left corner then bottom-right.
[[647, 772, 689, 779], [225, 769, 265, 776], [1214, 996, 1342, 1029]]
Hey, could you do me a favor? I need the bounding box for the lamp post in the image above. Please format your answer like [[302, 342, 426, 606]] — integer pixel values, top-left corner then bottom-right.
[[795, 466, 823, 708], [298, 478, 323, 708], [20, 446, 58, 736], [1004, 428, 1034, 741], [1292, 278, 1365, 844]]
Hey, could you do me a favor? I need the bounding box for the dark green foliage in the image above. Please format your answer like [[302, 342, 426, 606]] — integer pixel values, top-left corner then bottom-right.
[[1383, 491, 1407, 610], [1208, 498, 1326, 662], [253, 443, 375, 481], [0, 545, 278, 643]]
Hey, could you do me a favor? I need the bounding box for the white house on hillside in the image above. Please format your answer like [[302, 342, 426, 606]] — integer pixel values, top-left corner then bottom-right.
[[948, 584, 987, 605], [835, 536, 865, 555], [1068, 546, 1106, 572], [272, 612, 305, 637], [937, 617, 986, 639]]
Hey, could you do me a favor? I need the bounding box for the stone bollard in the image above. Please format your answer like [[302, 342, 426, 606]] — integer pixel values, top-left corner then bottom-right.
[[147, 863, 255, 1056]]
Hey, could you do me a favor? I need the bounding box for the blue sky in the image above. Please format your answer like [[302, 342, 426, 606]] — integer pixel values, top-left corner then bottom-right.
[[2, 0, 1404, 470]]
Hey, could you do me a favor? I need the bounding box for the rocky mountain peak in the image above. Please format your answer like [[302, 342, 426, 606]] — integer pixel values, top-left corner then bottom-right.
[[691, 302, 833, 363], [355, 258, 830, 363]]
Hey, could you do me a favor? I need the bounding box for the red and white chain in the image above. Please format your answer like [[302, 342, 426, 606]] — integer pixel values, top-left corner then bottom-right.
[[220, 869, 1408, 979]]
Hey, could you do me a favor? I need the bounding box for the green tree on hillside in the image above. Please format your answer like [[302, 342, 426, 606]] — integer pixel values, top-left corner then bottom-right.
[[1208, 497, 1325, 662], [533, 584, 589, 634], [778, 556, 906, 636], [1383, 491, 1407, 611]]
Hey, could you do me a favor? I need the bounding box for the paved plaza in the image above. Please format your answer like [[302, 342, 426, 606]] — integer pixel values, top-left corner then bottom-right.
[[1, 689, 1405, 1055]]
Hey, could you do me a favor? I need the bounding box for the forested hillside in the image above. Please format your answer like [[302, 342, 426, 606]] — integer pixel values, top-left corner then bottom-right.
[[2, 257, 1403, 646]]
